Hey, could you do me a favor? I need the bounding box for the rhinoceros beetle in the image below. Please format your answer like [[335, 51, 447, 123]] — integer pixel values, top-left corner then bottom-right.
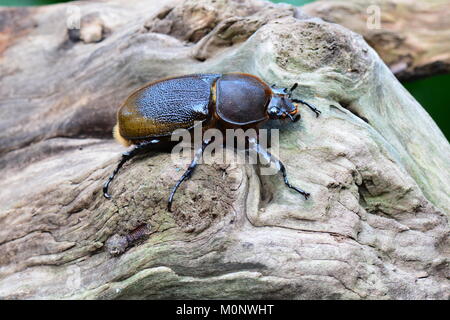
[[103, 73, 320, 211]]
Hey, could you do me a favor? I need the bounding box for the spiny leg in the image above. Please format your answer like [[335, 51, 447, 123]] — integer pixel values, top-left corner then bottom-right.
[[292, 98, 321, 117], [278, 162, 310, 199], [168, 139, 212, 212], [103, 139, 160, 199], [248, 138, 310, 200]]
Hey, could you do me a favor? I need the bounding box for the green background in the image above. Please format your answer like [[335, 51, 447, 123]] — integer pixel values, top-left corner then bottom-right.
[[1, 0, 448, 140]]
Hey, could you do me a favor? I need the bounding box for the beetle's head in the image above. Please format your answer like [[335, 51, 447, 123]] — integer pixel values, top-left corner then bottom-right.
[[267, 83, 300, 122]]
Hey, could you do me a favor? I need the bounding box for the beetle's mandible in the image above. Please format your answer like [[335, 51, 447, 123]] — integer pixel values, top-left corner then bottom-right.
[[103, 73, 321, 211]]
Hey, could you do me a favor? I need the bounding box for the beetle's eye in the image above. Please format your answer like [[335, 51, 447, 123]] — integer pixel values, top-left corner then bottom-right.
[[268, 107, 278, 118]]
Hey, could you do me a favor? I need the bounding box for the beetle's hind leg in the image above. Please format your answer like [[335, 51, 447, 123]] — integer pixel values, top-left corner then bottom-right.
[[103, 139, 160, 199], [249, 138, 310, 200], [168, 139, 212, 212], [292, 98, 321, 117]]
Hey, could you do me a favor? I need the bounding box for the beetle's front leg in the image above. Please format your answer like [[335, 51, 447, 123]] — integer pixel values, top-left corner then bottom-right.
[[103, 139, 160, 199], [167, 138, 213, 212], [292, 98, 321, 117], [248, 138, 310, 200]]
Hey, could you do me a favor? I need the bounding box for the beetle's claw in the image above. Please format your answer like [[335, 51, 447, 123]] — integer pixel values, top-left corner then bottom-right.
[[291, 98, 321, 117], [103, 182, 112, 199], [307, 105, 321, 117], [290, 185, 310, 200], [298, 191, 310, 200]]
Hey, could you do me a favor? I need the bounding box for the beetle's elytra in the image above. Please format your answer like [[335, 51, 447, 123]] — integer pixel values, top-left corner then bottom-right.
[[103, 73, 321, 211]]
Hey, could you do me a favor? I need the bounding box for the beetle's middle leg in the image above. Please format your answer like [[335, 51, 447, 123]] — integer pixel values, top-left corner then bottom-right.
[[168, 138, 212, 212], [248, 138, 310, 200], [103, 139, 160, 199]]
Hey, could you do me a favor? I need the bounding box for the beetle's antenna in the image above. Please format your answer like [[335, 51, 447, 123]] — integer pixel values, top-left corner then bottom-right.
[[289, 83, 298, 93]]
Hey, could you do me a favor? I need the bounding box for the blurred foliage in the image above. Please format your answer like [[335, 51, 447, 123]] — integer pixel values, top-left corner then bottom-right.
[[403, 74, 450, 140], [0, 0, 448, 140]]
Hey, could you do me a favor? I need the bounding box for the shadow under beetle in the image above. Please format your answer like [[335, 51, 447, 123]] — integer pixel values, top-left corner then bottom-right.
[[103, 73, 320, 211]]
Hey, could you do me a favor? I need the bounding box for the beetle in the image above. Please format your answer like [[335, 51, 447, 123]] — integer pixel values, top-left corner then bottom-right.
[[103, 73, 320, 211]]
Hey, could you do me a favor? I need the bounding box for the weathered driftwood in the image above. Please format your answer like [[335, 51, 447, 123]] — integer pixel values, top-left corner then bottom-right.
[[303, 0, 450, 80], [0, 0, 449, 299]]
